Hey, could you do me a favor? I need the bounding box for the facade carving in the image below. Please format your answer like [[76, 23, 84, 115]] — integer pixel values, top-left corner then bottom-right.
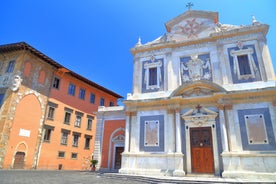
[[9, 71, 23, 92], [181, 106, 218, 127], [181, 54, 211, 82]]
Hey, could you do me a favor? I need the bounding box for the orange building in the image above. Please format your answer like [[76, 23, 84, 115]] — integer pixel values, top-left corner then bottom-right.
[[94, 106, 125, 172], [0, 42, 122, 170]]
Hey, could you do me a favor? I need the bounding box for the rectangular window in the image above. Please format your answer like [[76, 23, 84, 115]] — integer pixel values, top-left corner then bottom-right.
[[75, 115, 82, 127], [72, 134, 79, 147], [68, 83, 76, 96], [47, 106, 55, 120], [6, 60, 15, 73], [87, 118, 93, 130], [90, 93, 95, 104], [237, 55, 251, 75], [84, 137, 91, 149], [58, 151, 65, 158], [229, 46, 260, 82], [63, 108, 73, 125], [43, 129, 52, 142], [149, 67, 157, 86], [71, 153, 78, 159], [61, 131, 69, 145], [142, 59, 164, 93], [0, 93, 5, 108], [64, 112, 71, 124], [109, 101, 114, 107], [100, 98, 105, 106], [79, 88, 86, 100], [52, 77, 60, 89]]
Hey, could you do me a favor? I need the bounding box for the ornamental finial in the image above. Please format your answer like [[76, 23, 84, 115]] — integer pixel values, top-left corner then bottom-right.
[[251, 15, 260, 26], [135, 36, 142, 46]]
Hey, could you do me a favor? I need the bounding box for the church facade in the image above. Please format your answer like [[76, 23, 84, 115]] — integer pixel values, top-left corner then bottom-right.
[[97, 10, 276, 180]]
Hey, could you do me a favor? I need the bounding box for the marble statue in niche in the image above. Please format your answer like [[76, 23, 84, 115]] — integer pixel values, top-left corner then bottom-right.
[[181, 54, 211, 82]]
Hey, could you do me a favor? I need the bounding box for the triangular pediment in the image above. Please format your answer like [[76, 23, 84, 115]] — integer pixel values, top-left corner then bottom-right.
[[164, 10, 242, 42], [181, 106, 218, 126], [112, 134, 125, 142], [165, 10, 218, 32], [171, 81, 226, 98], [165, 10, 218, 41]]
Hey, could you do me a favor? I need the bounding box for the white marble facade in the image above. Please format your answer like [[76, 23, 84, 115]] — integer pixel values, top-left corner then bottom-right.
[[99, 10, 276, 180]]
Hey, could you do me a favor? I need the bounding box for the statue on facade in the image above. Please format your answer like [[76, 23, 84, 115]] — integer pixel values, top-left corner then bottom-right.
[[215, 22, 240, 32]]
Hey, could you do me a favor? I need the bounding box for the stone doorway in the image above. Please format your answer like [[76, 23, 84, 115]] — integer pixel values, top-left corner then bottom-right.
[[13, 152, 25, 169], [114, 147, 124, 169], [181, 106, 220, 175]]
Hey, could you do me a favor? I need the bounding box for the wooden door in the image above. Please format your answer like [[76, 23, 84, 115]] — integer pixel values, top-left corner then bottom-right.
[[190, 127, 214, 173], [114, 147, 124, 169], [13, 152, 25, 169]]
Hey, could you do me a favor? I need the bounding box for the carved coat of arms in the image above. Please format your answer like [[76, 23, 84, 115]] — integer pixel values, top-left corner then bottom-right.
[[181, 54, 211, 82]]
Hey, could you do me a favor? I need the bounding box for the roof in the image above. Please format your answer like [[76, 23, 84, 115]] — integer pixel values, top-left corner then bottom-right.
[[131, 10, 269, 55], [0, 42, 123, 99]]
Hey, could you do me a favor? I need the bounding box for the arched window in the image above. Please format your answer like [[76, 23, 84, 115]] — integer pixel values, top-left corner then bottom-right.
[[38, 70, 45, 84], [23, 62, 31, 77]]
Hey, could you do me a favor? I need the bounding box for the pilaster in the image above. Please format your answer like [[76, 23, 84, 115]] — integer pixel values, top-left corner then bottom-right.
[[125, 111, 137, 153], [217, 105, 229, 152], [175, 109, 182, 153]]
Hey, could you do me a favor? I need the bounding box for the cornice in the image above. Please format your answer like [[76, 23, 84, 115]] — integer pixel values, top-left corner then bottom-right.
[[130, 24, 269, 55], [124, 87, 276, 111]]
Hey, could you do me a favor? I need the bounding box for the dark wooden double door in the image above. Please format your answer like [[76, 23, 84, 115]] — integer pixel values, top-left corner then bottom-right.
[[190, 127, 214, 173]]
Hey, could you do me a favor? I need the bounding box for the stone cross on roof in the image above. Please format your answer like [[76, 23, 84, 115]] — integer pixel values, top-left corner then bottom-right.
[[186, 2, 194, 10]]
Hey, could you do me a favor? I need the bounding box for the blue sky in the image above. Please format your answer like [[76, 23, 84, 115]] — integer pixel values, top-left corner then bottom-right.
[[1, 1, 275, 101]]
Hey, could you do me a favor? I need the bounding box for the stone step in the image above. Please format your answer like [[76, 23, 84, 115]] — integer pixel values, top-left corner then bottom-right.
[[97, 173, 237, 184]]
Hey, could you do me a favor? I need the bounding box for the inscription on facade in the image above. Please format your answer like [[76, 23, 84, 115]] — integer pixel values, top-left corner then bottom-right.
[[144, 120, 159, 146]]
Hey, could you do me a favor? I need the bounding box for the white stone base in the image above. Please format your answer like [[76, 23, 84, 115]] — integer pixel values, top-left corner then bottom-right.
[[222, 171, 276, 181], [173, 170, 186, 177], [120, 152, 185, 177], [221, 152, 276, 181], [119, 168, 179, 176]]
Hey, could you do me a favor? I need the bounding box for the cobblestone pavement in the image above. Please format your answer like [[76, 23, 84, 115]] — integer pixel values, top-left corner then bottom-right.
[[0, 170, 144, 184]]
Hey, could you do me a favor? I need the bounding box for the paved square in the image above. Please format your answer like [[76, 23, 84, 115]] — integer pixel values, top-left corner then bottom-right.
[[0, 170, 144, 184]]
